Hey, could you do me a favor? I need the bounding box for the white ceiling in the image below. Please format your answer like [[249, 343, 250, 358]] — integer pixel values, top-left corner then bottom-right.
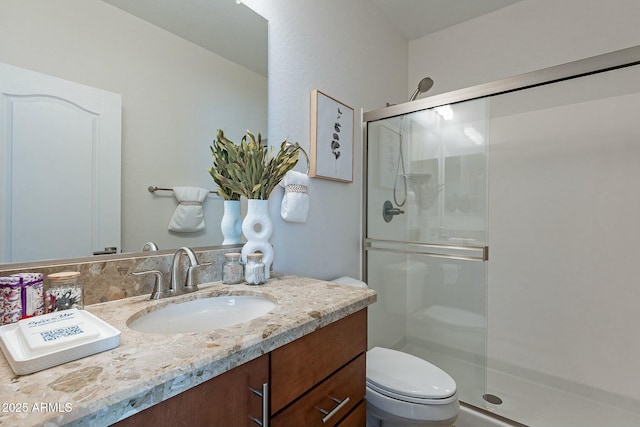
[[372, 0, 522, 40], [101, 0, 521, 77], [102, 0, 268, 77]]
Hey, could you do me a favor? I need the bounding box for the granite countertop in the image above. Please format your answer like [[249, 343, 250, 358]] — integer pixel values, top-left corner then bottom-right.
[[0, 274, 377, 427]]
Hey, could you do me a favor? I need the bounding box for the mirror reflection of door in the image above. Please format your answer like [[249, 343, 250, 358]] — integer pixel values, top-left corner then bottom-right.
[[0, 63, 121, 262]]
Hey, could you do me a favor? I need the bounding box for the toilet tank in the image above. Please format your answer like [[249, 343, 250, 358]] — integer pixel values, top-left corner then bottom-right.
[[381, 260, 426, 314]]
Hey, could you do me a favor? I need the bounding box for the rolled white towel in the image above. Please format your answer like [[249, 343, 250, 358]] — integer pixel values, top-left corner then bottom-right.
[[279, 171, 309, 223], [168, 186, 208, 232]]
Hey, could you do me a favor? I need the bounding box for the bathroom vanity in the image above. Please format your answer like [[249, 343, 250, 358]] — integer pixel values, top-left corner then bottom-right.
[[114, 309, 367, 427], [0, 275, 376, 426]]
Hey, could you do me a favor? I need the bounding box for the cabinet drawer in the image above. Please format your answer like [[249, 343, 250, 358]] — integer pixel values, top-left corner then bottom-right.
[[271, 308, 367, 413], [336, 400, 366, 427], [271, 353, 365, 427]]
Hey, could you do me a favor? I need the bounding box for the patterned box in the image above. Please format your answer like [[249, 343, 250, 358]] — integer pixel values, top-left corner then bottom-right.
[[0, 273, 45, 325]]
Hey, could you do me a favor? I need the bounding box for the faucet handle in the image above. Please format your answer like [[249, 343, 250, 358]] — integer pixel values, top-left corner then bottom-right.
[[133, 270, 167, 300], [184, 262, 212, 291]]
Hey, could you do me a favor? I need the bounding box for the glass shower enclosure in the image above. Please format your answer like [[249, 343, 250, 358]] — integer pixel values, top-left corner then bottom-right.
[[365, 97, 490, 409], [363, 46, 640, 427]]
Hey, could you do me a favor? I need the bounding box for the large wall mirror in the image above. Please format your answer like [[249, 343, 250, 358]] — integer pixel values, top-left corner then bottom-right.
[[0, 0, 267, 265]]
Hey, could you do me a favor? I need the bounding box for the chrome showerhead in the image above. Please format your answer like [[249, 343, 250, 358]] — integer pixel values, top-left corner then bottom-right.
[[409, 77, 434, 101]]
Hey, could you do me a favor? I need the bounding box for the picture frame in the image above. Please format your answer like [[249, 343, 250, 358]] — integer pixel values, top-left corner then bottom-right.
[[310, 89, 354, 182]]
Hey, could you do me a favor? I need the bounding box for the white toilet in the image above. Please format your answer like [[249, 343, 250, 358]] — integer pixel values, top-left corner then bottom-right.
[[331, 277, 460, 427], [366, 347, 459, 427]]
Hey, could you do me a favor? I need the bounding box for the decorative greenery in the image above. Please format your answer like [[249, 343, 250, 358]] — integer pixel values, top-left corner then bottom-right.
[[209, 129, 241, 200], [208, 129, 300, 200]]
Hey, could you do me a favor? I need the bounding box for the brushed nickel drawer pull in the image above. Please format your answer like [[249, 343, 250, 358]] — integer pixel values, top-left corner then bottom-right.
[[318, 396, 350, 423], [248, 383, 269, 427]]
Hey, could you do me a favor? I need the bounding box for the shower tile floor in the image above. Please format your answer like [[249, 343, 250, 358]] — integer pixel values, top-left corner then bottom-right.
[[402, 343, 640, 427]]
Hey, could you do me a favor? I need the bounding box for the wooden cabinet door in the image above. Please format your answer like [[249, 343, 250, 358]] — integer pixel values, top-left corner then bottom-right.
[[113, 354, 268, 427], [271, 308, 367, 414], [271, 354, 365, 427]]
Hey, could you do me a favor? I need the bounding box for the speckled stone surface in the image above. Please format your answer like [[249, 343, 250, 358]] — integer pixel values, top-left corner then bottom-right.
[[0, 246, 240, 305], [0, 274, 376, 427]]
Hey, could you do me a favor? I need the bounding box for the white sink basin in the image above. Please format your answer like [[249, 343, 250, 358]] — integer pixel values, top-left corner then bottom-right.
[[127, 295, 277, 334]]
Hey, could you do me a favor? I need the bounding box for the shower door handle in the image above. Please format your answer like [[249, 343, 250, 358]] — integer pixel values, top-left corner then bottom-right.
[[365, 238, 489, 262]]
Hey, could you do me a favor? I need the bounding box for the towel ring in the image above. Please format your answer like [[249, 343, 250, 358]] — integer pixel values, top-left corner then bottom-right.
[[285, 142, 310, 175]]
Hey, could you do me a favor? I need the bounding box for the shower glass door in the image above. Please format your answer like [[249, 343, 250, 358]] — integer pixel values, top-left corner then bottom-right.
[[366, 53, 640, 426], [365, 98, 489, 408]]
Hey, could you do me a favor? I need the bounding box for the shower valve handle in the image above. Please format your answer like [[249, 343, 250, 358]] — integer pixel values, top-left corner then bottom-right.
[[387, 207, 404, 215], [383, 200, 405, 223]]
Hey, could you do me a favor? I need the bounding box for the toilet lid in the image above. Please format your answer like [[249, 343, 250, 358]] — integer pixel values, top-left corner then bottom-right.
[[367, 347, 456, 400]]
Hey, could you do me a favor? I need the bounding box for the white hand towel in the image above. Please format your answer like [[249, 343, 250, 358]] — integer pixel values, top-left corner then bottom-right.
[[279, 171, 309, 223], [168, 186, 208, 232]]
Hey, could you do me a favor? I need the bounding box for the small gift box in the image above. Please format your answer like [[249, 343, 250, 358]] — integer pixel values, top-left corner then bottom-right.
[[0, 273, 45, 326]]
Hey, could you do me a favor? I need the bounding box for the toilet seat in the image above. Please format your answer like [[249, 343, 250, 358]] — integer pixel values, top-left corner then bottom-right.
[[367, 347, 457, 402]]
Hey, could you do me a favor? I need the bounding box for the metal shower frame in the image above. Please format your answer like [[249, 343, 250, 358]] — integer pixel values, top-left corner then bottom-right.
[[361, 44, 640, 280]]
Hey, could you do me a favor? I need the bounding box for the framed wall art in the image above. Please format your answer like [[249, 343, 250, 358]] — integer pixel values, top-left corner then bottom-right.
[[310, 89, 354, 182]]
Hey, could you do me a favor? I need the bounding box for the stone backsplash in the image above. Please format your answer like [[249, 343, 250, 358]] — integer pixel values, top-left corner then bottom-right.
[[0, 246, 241, 305]]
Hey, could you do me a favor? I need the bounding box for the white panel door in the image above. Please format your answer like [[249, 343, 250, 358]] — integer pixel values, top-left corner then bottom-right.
[[0, 63, 121, 262]]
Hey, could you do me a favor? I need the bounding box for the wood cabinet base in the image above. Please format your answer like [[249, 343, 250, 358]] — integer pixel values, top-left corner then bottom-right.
[[112, 309, 368, 427], [113, 354, 268, 427]]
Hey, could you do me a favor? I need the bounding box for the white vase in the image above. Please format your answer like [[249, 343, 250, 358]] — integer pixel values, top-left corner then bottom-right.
[[241, 199, 273, 279], [221, 200, 242, 245]]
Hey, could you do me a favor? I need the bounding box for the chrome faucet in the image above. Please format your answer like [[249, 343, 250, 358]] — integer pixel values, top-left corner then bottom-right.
[[133, 246, 210, 300]]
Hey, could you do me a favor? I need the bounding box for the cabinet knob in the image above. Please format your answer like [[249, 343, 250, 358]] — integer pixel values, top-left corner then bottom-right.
[[317, 396, 350, 423]]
